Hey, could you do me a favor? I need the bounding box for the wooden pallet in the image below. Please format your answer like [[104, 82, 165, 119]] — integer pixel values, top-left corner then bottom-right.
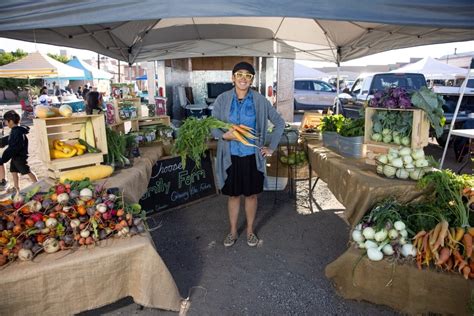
[[34, 114, 107, 179]]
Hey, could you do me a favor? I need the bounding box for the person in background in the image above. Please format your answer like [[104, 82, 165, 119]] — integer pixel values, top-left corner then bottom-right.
[[76, 86, 83, 98], [82, 84, 90, 98], [65, 84, 73, 94], [38, 86, 50, 105], [85, 87, 103, 115], [211, 61, 285, 248], [0, 110, 37, 192]]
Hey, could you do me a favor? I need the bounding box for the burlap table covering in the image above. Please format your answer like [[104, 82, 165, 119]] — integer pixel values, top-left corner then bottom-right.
[[307, 143, 426, 227], [0, 235, 182, 315], [96, 145, 163, 203], [326, 247, 474, 315]]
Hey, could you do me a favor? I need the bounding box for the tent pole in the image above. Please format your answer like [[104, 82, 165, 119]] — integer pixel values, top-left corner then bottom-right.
[[440, 65, 473, 168], [335, 47, 341, 114], [128, 63, 132, 83]]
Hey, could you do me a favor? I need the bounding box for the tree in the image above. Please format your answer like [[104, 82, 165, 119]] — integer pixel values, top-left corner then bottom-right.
[[0, 49, 31, 100], [47, 53, 71, 64]]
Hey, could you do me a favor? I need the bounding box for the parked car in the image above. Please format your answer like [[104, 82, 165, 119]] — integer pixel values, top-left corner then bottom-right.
[[333, 72, 427, 118], [294, 79, 337, 111]]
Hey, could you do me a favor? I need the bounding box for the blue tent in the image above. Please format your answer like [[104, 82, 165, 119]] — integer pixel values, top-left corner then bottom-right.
[[67, 57, 113, 80]]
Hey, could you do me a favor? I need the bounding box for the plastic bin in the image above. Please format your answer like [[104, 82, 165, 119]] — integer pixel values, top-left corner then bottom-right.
[[338, 136, 366, 158]]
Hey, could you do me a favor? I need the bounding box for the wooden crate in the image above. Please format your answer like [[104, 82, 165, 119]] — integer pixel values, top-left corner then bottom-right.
[[109, 119, 139, 134], [113, 99, 141, 124], [34, 114, 107, 179], [138, 115, 171, 128], [365, 143, 390, 165], [299, 111, 323, 131], [364, 107, 430, 149]]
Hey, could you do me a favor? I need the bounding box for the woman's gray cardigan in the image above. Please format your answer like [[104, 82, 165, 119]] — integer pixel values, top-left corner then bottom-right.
[[211, 89, 285, 190]]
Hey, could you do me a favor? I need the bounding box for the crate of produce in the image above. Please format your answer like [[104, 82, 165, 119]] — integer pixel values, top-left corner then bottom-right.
[[365, 143, 390, 165], [364, 107, 429, 149], [299, 111, 323, 141], [34, 114, 107, 179]]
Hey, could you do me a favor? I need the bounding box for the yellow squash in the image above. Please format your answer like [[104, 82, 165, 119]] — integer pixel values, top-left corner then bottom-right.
[[59, 165, 114, 183]]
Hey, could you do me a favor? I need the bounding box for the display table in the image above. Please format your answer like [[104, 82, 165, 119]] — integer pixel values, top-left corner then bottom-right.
[[326, 248, 474, 316], [307, 143, 426, 226], [0, 144, 184, 315], [0, 235, 182, 315]]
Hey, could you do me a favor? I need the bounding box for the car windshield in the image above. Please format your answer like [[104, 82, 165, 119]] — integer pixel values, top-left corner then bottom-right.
[[467, 79, 474, 88], [371, 74, 426, 92]]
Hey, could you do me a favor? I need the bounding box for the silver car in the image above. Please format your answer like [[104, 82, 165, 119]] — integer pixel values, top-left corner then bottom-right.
[[294, 79, 337, 111]]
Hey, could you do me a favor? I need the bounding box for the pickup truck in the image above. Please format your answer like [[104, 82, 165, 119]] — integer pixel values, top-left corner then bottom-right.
[[333, 72, 427, 118]]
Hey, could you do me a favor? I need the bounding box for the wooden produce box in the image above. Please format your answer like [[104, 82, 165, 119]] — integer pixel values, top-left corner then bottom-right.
[[299, 111, 323, 141], [365, 143, 389, 165], [34, 114, 107, 179], [364, 107, 430, 149], [113, 99, 141, 124], [109, 119, 139, 134]]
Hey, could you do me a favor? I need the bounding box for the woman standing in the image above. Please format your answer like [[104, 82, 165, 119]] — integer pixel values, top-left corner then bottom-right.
[[211, 61, 285, 247]]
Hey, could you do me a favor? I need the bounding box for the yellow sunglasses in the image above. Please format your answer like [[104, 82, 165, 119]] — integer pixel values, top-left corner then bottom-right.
[[234, 72, 254, 80]]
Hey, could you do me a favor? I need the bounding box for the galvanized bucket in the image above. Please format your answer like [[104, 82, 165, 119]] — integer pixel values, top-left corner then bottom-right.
[[338, 135, 366, 158]]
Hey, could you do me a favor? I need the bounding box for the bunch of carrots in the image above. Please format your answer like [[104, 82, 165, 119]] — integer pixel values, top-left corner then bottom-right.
[[413, 220, 474, 279], [174, 117, 259, 168]]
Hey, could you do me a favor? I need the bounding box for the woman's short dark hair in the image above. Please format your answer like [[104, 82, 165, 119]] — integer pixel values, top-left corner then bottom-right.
[[4, 110, 20, 124]]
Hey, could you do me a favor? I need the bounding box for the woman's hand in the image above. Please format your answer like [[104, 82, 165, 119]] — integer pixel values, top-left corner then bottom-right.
[[260, 147, 274, 158], [222, 128, 237, 141]]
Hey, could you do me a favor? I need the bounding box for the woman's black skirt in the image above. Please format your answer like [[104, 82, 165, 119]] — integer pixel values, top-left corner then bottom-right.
[[221, 154, 264, 197]]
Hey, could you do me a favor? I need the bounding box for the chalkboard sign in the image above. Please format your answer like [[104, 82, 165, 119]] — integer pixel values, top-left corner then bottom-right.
[[140, 153, 217, 213]]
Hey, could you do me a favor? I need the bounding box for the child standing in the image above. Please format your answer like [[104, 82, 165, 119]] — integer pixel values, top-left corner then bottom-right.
[[0, 110, 37, 192]]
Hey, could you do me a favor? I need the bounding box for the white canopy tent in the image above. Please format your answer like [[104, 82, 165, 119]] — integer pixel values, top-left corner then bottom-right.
[[0, 1, 473, 65], [294, 63, 326, 80], [0, 51, 85, 79], [391, 56, 469, 80]]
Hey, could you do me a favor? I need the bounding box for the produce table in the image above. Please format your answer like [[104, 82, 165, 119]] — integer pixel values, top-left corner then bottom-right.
[[307, 142, 474, 315], [0, 144, 183, 315], [326, 247, 474, 315], [306, 142, 426, 226], [0, 235, 182, 315]]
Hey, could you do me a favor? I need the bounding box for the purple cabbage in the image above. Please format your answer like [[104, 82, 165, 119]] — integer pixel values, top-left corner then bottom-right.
[[383, 98, 397, 108], [398, 96, 412, 108]]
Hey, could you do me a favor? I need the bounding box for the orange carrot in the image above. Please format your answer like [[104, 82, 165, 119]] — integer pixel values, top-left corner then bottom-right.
[[468, 227, 474, 238], [433, 220, 449, 250], [463, 233, 472, 258], [455, 227, 465, 242], [463, 266, 471, 280], [238, 124, 255, 132], [232, 125, 257, 139], [412, 230, 426, 240], [444, 256, 454, 271], [232, 131, 258, 147], [429, 223, 441, 246], [435, 247, 451, 266]]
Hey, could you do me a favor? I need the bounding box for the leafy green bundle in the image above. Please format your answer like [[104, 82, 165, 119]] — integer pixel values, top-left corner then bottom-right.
[[338, 118, 365, 137], [320, 114, 345, 133]]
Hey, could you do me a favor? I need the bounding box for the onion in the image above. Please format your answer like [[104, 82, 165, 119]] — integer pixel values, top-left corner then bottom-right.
[[400, 229, 408, 238], [18, 248, 33, 261], [367, 248, 384, 261], [79, 188, 93, 201], [352, 229, 364, 243], [43, 238, 60, 253], [70, 219, 80, 229], [362, 227, 375, 240], [364, 240, 378, 249], [394, 221, 406, 231], [96, 203, 108, 214], [388, 229, 398, 240], [80, 230, 90, 238], [374, 229, 388, 242], [45, 218, 58, 229], [382, 244, 394, 256], [401, 244, 416, 257], [57, 193, 69, 204]]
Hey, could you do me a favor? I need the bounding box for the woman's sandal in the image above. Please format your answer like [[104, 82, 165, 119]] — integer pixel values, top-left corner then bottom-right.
[[223, 233, 237, 247], [247, 233, 259, 247]]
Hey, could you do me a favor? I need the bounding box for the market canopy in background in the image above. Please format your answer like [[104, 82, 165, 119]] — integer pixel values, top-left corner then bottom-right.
[[0, 1, 473, 64], [67, 57, 113, 81], [0, 51, 85, 79], [294, 63, 326, 79], [390, 56, 470, 79]]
